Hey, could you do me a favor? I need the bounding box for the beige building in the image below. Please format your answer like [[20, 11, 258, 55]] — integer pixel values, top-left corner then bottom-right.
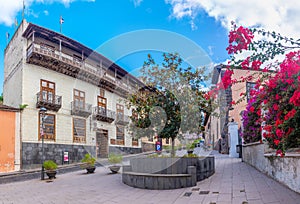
[[206, 65, 260, 152], [3, 20, 143, 169]]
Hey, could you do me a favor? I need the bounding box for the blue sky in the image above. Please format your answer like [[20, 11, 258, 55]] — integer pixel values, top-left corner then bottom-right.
[[0, 0, 299, 94]]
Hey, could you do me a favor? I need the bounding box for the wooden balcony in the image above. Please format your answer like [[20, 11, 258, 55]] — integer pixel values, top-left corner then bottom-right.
[[71, 101, 92, 118], [110, 139, 124, 145], [36, 92, 62, 111], [93, 107, 115, 123], [26, 43, 134, 96], [115, 114, 130, 125]]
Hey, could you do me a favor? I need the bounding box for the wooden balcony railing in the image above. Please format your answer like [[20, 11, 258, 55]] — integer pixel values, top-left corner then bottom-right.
[[26, 43, 137, 96]]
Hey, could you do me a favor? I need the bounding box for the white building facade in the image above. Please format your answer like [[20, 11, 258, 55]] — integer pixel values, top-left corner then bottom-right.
[[4, 20, 142, 169]]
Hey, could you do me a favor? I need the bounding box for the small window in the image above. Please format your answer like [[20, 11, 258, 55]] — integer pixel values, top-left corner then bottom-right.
[[116, 125, 124, 142], [74, 89, 85, 109], [39, 113, 55, 141], [73, 118, 86, 143], [99, 89, 105, 97], [246, 82, 256, 101]]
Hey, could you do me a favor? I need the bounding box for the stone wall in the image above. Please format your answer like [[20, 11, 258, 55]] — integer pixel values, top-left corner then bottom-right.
[[242, 142, 300, 193], [22, 142, 95, 169], [109, 146, 142, 155], [129, 156, 215, 182], [122, 156, 215, 190], [141, 142, 155, 152]]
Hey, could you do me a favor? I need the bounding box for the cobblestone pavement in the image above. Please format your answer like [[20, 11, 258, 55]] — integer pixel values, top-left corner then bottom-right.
[[0, 152, 299, 204]]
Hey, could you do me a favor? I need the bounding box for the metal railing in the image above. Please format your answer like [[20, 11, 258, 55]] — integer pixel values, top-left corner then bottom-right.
[[36, 92, 62, 107], [116, 114, 130, 124], [93, 106, 115, 119], [71, 101, 92, 114]]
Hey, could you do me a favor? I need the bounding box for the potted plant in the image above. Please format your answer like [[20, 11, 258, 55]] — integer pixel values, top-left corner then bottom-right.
[[43, 160, 57, 179], [186, 143, 194, 154], [108, 153, 123, 173], [81, 153, 96, 173]]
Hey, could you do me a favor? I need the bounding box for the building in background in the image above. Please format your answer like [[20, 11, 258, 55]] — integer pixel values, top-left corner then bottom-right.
[[3, 20, 143, 169], [205, 65, 260, 153]]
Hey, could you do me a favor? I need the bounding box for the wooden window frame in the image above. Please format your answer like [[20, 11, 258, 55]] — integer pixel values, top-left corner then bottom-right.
[[116, 125, 125, 145], [39, 112, 55, 141], [116, 104, 124, 120], [99, 88, 105, 97], [73, 89, 85, 109], [40, 79, 55, 103], [98, 96, 107, 115], [73, 117, 86, 143]]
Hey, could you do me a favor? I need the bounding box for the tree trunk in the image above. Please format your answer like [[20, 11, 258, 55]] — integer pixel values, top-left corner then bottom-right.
[[171, 137, 175, 157]]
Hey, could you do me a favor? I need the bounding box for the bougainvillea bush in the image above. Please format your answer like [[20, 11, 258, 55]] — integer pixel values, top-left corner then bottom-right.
[[220, 23, 300, 156], [241, 96, 262, 144], [259, 52, 300, 156]]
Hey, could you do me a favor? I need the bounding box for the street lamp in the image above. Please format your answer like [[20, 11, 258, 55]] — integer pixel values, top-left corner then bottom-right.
[[40, 107, 47, 180]]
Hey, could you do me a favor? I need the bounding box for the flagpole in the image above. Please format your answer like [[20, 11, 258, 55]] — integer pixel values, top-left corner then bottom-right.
[[60, 16, 62, 33], [22, 0, 25, 20], [6, 32, 9, 45], [60, 16, 64, 33]]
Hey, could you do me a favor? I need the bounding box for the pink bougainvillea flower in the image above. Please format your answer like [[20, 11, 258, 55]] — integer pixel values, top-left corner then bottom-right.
[[276, 129, 284, 139], [251, 60, 262, 70], [290, 89, 300, 106], [284, 109, 297, 120], [276, 149, 284, 157], [226, 26, 254, 54], [274, 139, 280, 146], [221, 69, 234, 89], [273, 104, 279, 111]]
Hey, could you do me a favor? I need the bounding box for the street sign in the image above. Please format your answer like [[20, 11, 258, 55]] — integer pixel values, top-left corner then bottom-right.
[[64, 151, 69, 162], [155, 141, 162, 152]]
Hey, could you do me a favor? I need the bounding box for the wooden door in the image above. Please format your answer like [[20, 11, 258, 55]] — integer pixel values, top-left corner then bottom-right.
[[96, 129, 108, 158]]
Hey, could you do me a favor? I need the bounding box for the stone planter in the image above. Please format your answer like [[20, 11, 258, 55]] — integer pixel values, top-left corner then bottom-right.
[[46, 170, 57, 179], [109, 165, 121, 173], [122, 156, 215, 190], [86, 166, 96, 174]]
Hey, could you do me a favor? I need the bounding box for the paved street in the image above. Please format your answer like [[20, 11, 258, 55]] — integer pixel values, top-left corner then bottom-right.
[[0, 152, 299, 204]]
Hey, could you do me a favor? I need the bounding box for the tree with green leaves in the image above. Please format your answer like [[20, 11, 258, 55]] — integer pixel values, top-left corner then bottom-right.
[[126, 53, 211, 156]]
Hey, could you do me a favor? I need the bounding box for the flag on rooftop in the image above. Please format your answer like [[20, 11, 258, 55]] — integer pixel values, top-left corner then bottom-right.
[[60, 16, 64, 24]]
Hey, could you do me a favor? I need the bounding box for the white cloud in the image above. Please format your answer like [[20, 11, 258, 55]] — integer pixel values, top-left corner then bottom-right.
[[0, 0, 95, 26], [131, 0, 143, 7], [166, 0, 300, 38], [44, 10, 49, 16]]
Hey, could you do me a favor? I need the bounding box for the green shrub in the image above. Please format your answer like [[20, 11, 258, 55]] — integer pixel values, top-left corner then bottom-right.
[[81, 153, 96, 167], [108, 153, 123, 164], [183, 153, 198, 158], [43, 160, 57, 170]]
